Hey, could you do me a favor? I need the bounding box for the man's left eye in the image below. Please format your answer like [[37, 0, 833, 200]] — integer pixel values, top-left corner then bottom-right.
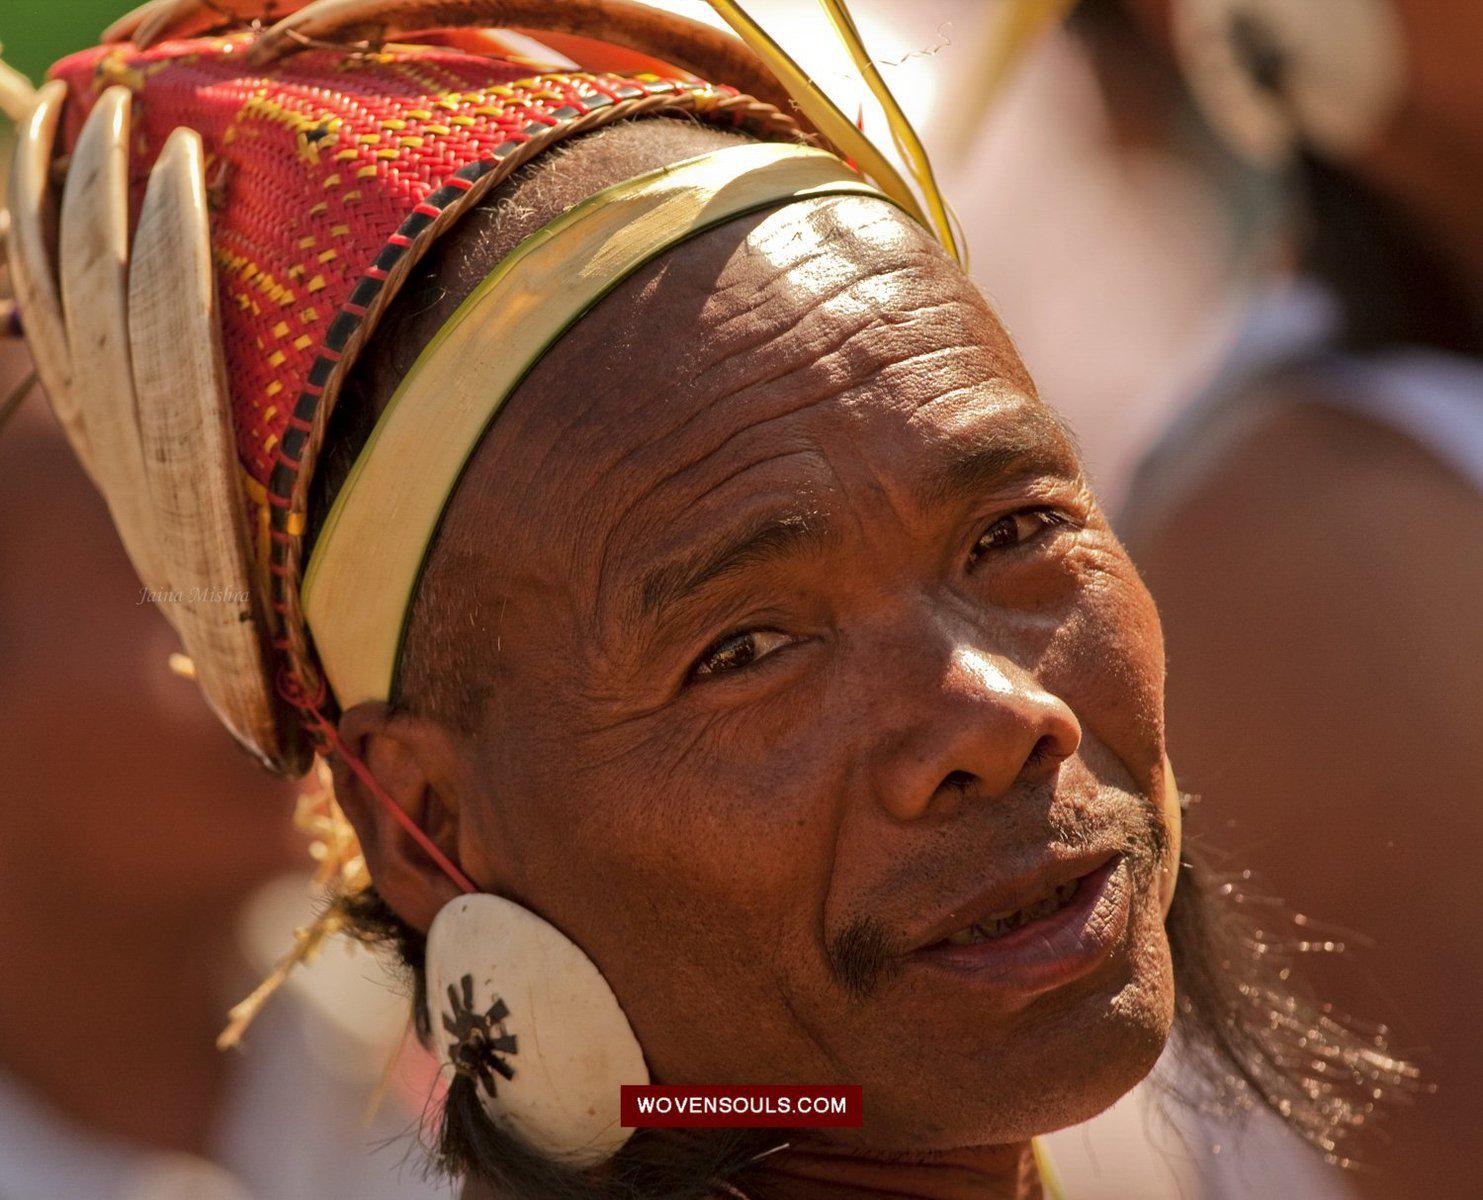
[[690, 629, 794, 681], [969, 508, 1068, 563]]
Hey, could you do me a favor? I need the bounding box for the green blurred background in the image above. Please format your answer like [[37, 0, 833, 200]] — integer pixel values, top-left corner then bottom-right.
[[2, 1, 134, 84]]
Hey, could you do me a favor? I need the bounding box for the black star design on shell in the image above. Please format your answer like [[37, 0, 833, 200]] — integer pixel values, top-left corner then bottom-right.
[[443, 973, 519, 1096]]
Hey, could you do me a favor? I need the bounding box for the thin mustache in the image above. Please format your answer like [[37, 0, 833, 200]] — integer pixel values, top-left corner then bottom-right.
[[878, 809, 1159, 920], [826, 801, 1167, 999]]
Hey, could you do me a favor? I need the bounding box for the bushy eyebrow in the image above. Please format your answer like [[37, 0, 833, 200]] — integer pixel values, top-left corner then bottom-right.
[[632, 412, 1078, 626], [638, 509, 839, 621], [912, 413, 1080, 512]]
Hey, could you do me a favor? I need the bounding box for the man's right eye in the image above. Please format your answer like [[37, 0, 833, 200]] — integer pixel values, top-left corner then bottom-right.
[[967, 507, 1069, 566], [690, 629, 792, 680]]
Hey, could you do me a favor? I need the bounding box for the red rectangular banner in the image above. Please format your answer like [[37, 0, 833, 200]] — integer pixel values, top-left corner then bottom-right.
[[620, 1084, 863, 1128]]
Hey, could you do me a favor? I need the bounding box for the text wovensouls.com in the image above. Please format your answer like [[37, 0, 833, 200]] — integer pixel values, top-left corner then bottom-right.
[[620, 1084, 863, 1128], [634, 1095, 847, 1116]]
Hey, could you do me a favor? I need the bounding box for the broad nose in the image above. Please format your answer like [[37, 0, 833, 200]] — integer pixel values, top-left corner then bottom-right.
[[870, 638, 1082, 823]]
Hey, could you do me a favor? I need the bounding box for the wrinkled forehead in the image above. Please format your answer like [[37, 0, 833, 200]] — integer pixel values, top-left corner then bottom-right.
[[453, 194, 1064, 596]]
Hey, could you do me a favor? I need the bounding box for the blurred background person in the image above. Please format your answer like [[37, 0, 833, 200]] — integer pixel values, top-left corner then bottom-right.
[[1065, 1, 1478, 1197]]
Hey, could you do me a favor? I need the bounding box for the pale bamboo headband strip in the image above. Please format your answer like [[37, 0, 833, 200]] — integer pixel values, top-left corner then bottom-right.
[[302, 142, 897, 709]]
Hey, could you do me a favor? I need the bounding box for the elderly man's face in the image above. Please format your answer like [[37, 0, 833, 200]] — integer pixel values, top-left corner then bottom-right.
[[423, 197, 1174, 1146]]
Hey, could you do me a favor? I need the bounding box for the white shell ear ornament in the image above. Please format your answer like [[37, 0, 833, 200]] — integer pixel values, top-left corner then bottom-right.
[[1172, 0, 1406, 169], [425, 894, 650, 1167]]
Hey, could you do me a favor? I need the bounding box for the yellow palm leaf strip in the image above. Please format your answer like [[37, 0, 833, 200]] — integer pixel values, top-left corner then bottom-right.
[[0, 370, 37, 433], [987, 0, 1075, 97], [945, 0, 1075, 158], [702, 0, 930, 235], [362, 1015, 415, 1126], [814, 0, 960, 265], [217, 904, 349, 1050]]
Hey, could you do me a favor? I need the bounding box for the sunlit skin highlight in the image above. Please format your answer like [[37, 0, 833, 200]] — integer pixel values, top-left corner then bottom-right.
[[332, 195, 1177, 1198]]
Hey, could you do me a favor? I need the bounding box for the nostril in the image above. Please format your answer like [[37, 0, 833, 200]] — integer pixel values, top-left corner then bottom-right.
[[941, 770, 976, 792], [1025, 735, 1062, 768]]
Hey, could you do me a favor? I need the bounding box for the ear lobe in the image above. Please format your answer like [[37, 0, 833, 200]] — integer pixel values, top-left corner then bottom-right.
[[331, 702, 470, 932]]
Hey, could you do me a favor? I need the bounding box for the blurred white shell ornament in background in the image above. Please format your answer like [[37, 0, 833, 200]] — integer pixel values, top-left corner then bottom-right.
[[1173, 0, 1406, 168]]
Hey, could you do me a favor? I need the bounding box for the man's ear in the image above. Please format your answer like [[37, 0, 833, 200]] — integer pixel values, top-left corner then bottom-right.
[[331, 701, 474, 932]]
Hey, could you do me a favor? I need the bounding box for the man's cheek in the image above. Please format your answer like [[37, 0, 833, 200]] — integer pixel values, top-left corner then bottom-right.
[[540, 712, 822, 908], [582, 840, 822, 1085], [1049, 551, 1166, 761]]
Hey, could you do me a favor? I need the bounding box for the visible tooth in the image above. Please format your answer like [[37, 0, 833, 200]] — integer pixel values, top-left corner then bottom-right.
[[950, 884, 1085, 947]]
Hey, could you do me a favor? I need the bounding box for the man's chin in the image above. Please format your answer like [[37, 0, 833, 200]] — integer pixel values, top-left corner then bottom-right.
[[993, 995, 1172, 1141], [845, 919, 1175, 1149], [838, 1007, 1170, 1153]]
